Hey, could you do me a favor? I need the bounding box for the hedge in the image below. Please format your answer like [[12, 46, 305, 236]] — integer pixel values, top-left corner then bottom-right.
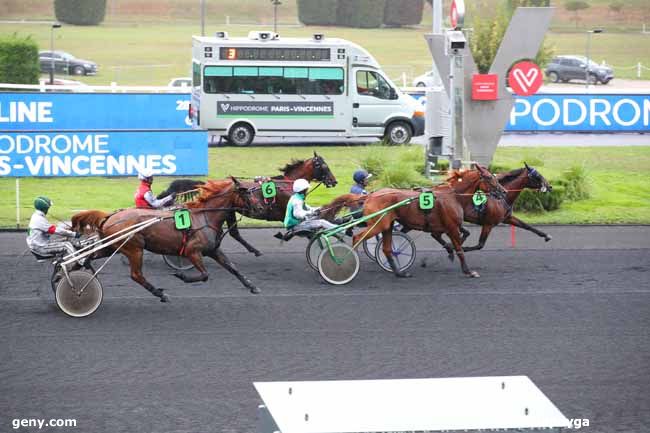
[[296, 0, 338, 25], [0, 34, 39, 85], [336, 0, 386, 28], [55, 0, 107, 26], [383, 0, 424, 26]]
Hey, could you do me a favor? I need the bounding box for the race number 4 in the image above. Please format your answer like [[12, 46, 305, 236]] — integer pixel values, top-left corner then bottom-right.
[[174, 209, 192, 230], [419, 191, 435, 210], [261, 181, 277, 199]]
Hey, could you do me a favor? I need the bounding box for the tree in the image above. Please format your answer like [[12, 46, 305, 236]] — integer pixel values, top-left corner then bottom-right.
[[383, 0, 424, 26], [337, 0, 386, 28], [54, 0, 107, 26], [297, 0, 338, 26], [564, 0, 590, 28]]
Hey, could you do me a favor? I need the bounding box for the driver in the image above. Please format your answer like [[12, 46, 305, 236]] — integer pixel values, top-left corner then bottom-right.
[[26, 196, 80, 257], [279, 179, 337, 236], [350, 169, 372, 195], [134, 168, 175, 209]]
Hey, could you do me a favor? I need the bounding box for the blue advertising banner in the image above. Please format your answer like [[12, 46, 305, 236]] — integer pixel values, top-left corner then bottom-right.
[[0, 130, 208, 177], [0, 93, 191, 131]]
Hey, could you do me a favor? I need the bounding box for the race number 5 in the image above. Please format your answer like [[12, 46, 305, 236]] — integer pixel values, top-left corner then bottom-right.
[[419, 191, 435, 210], [174, 209, 192, 230], [261, 181, 277, 199]]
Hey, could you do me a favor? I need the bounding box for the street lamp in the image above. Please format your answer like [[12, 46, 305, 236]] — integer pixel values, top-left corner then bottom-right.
[[585, 28, 603, 89], [200, 0, 205, 36], [271, 0, 282, 33], [49, 22, 61, 85]]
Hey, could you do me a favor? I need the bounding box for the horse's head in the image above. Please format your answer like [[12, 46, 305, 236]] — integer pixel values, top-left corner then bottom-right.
[[524, 162, 552, 193], [474, 163, 507, 198], [230, 177, 266, 215], [311, 152, 338, 187]]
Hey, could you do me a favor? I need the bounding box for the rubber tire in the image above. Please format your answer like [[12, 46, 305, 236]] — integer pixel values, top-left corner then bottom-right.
[[384, 121, 412, 145], [362, 235, 382, 261], [228, 123, 255, 147], [317, 244, 360, 285], [416, 82, 426, 87], [374, 232, 417, 273], [72, 65, 85, 76], [547, 71, 559, 83], [163, 254, 195, 271], [600, 78, 611, 85], [306, 235, 345, 271], [55, 270, 103, 318]]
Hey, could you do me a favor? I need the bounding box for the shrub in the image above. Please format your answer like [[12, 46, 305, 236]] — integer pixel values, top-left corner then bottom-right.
[[565, 0, 590, 27], [398, 146, 426, 174], [383, 0, 424, 26], [0, 34, 39, 84], [360, 150, 389, 177], [378, 161, 432, 188], [337, 0, 386, 28], [514, 185, 565, 212], [297, 0, 338, 25], [562, 165, 590, 201], [55, 0, 107, 26]]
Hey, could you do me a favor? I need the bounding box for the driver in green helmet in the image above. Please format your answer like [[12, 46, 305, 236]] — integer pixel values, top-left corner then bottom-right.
[[26, 196, 80, 257]]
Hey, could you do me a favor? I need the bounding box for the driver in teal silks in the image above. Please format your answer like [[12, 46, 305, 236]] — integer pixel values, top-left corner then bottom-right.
[[275, 179, 336, 240]]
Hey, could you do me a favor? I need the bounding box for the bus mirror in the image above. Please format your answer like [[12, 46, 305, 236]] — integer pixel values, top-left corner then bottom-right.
[[313, 33, 325, 41], [390, 88, 398, 100], [215, 31, 229, 39]]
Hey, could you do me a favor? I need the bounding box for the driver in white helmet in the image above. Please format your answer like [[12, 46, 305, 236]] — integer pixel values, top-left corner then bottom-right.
[[279, 179, 336, 236], [134, 168, 175, 209]]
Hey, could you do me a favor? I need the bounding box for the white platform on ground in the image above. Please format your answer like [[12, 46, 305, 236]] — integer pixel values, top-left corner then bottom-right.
[[254, 375, 570, 433]]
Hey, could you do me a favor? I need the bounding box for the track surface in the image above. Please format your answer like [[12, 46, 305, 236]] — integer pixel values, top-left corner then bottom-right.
[[1, 226, 649, 433]]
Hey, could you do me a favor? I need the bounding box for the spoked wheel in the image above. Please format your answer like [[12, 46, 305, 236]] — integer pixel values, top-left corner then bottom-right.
[[163, 255, 195, 271], [317, 244, 360, 285], [374, 232, 417, 273], [362, 235, 382, 261], [306, 235, 345, 271], [55, 270, 103, 318]]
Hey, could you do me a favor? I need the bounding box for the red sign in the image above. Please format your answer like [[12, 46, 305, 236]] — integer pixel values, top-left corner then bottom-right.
[[450, 1, 458, 28], [471, 74, 498, 100], [508, 61, 543, 96], [450, 0, 464, 29]]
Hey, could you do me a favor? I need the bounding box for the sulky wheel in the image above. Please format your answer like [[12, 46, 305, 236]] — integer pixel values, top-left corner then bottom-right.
[[306, 235, 345, 271], [317, 243, 360, 285], [374, 232, 417, 273], [362, 234, 382, 261], [55, 270, 103, 318], [163, 254, 195, 271]]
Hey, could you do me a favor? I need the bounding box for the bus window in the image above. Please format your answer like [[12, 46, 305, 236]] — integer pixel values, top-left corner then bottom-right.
[[356, 70, 393, 99]]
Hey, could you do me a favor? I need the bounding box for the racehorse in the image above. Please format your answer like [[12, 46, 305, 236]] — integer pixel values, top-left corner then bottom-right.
[[158, 152, 338, 256], [71, 178, 264, 302], [352, 164, 506, 278]]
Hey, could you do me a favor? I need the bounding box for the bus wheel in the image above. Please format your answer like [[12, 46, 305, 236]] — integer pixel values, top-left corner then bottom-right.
[[228, 123, 255, 147], [384, 121, 412, 145]]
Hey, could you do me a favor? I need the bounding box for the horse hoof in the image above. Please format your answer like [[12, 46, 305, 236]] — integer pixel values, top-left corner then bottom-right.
[[545, 235, 552, 242], [160, 293, 170, 303], [173, 272, 185, 281], [447, 252, 455, 262], [253, 251, 263, 257], [396, 272, 413, 278], [250, 286, 261, 294], [469, 271, 480, 278]]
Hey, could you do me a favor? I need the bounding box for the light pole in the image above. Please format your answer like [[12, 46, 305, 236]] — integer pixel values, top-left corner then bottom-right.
[[271, 0, 281, 33], [49, 23, 61, 85], [200, 0, 205, 36], [585, 28, 603, 89]]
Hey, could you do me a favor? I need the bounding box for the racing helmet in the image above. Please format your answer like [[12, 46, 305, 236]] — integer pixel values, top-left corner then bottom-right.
[[138, 168, 154, 183], [292, 178, 310, 193], [34, 196, 52, 214], [353, 169, 372, 184]]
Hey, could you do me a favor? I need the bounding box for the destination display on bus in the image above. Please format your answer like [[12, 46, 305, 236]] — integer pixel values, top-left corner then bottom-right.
[[218, 47, 331, 62]]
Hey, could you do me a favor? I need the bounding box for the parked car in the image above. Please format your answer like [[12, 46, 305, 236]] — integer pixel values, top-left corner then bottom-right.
[[168, 77, 192, 87], [412, 70, 435, 87], [545, 55, 613, 85], [38, 77, 92, 92], [39, 51, 98, 76]]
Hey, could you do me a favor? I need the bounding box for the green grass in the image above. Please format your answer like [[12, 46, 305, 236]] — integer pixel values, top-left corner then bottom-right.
[[2, 146, 649, 228]]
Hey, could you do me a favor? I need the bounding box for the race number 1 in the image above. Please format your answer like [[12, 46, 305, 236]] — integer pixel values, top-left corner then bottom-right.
[[174, 209, 192, 230], [419, 191, 435, 210], [262, 181, 277, 199]]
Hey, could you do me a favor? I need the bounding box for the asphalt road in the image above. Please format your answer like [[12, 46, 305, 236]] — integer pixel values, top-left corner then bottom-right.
[[1, 226, 649, 433]]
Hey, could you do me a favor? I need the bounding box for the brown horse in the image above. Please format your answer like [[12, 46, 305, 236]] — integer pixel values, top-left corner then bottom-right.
[[352, 164, 506, 278], [71, 178, 264, 302]]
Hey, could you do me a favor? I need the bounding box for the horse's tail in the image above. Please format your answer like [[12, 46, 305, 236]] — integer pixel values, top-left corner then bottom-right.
[[71, 210, 111, 234], [320, 193, 366, 221]]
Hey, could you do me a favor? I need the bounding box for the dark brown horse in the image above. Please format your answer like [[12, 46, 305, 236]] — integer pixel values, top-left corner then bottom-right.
[[71, 178, 264, 302], [352, 164, 505, 278]]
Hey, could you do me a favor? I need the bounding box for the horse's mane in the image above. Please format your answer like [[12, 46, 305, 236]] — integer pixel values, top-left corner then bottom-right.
[[445, 168, 478, 183], [278, 158, 308, 175], [185, 179, 234, 208], [496, 167, 525, 184], [71, 209, 111, 233]]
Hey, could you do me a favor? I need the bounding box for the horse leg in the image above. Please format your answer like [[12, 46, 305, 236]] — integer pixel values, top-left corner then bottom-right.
[[445, 228, 479, 278], [172, 251, 210, 283], [462, 225, 494, 252], [124, 248, 170, 302], [226, 212, 263, 256], [381, 229, 412, 278], [505, 215, 552, 242], [206, 248, 261, 294], [460, 226, 471, 243], [430, 233, 455, 262]]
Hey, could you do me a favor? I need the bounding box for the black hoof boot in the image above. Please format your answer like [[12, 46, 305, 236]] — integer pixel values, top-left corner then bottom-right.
[[159, 292, 170, 302], [253, 250, 263, 257], [396, 271, 413, 278], [544, 235, 552, 242], [173, 272, 186, 282], [249, 286, 261, 294]]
